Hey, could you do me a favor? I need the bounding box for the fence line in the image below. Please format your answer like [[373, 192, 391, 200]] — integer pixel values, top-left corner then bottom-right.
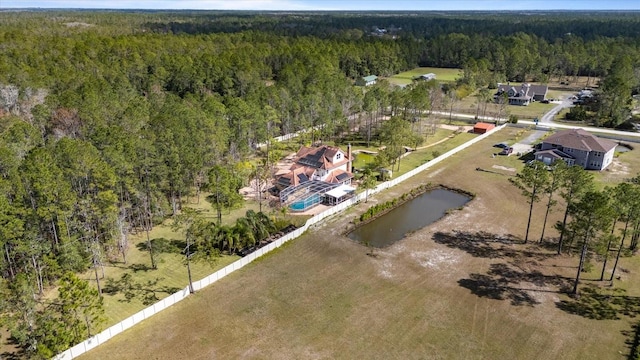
[[54, 124, 505, 359]]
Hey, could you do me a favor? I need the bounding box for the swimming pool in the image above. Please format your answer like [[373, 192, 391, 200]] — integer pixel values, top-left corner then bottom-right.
[[289, 193, 322, 211]]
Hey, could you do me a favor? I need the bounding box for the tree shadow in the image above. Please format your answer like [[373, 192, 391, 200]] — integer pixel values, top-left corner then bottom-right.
[[458, 274, 540, 306], [135, 237, 182, 254], [128, 263, 155, 272], [103, 274, 181, 305], [490, 263, 572, 289], [556, 285, 640, 320], [433, 231, 555, 261], [459, 262, 572, 306], [170, 239, 187, 253], [622, 322, 640, 360], [1, 336, 26, 360]]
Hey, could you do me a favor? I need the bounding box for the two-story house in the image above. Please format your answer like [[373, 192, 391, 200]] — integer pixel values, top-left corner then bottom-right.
[[494, 83, 548, 106], [535, 129, 617, 170], [276, 145, 353, 190]]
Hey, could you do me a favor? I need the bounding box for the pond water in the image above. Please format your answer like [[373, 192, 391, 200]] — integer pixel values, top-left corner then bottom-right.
[[348, 188, 471, 248], [616, 144, 632, 153]]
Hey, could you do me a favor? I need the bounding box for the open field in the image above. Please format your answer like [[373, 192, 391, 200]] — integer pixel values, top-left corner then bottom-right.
[[386, 67, 461, 86], [81, 127, 640, 360]]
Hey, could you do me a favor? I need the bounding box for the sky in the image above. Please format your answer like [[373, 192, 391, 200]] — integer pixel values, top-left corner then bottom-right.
[[2, 0, 640, 11]]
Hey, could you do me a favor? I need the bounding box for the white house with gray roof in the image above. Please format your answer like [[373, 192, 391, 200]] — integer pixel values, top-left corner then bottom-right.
[[494, 83, 548, 106], [535, 129, 617, 170]]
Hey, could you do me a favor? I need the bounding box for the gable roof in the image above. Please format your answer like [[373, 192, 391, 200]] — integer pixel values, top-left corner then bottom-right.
[[363, 75, 378, 82], [543, 129, 617, 153], [496, 83, 548, 99], [474, 122, 495, 130], [295, 145, 350, 170]]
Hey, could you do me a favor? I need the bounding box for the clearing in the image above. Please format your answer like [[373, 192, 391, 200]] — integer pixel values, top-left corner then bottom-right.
[[385, 67, 462, 86]]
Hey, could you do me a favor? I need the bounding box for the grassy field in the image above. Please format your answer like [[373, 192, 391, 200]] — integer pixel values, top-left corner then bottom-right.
[[81, 127, 640, 360], [386, 67, 462, 86], [351, 128, 474, 180]]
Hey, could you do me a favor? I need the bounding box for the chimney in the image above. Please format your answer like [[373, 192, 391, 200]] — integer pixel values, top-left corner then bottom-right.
[[347, 143, 352, 173]]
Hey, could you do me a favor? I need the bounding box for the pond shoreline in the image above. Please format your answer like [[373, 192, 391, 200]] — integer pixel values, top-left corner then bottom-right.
[[345, 184, 475, 237]]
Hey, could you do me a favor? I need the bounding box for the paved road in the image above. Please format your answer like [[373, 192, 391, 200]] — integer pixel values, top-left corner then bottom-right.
[[519, 120, 640, 139]]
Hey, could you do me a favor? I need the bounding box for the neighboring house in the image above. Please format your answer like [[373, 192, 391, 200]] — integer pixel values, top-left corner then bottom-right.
[[494, 83, 548, 106], [473, 122, 495, 134], [276, 145, 354, 190], [414, 73, 436, 81], [357, 75, 378, 86], [420, 73, 436, 81], [536, 129, 617, 170]]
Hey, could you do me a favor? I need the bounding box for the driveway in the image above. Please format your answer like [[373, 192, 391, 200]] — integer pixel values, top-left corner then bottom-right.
[[540, 98, 573, 124]]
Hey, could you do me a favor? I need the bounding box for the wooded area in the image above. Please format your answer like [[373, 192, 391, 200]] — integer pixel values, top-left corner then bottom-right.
[[1, 10, 640, 358]]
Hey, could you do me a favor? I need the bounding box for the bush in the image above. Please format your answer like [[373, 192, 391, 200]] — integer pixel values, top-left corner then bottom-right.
[[565, 106, 588, 122], [358, 184, 433, 223]]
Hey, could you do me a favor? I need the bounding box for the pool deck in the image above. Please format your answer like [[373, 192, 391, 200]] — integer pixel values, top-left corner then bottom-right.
[[291, 204, 330, 216]]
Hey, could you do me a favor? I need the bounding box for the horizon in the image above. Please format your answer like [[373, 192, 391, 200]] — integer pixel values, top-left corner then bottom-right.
[[3, 0, 640, 11]]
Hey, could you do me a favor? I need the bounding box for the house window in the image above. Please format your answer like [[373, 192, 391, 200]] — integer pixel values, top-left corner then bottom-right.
[[336, 153, 342, 160]]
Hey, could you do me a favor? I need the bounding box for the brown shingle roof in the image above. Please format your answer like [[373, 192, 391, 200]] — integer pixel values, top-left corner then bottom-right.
[[543, 129, 616, 152], [294, 145, 350, 170]]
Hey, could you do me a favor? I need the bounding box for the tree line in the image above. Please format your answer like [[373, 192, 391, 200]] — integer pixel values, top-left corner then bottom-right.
[[511, 161, 640, 294]]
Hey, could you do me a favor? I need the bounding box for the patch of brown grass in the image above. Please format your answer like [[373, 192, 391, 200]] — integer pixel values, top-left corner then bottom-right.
[[81, 128, 640, 360]]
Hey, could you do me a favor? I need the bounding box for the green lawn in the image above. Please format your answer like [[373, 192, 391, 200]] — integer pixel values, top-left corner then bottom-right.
[[351, 128, 458, 175], [386, 67, 462, 86], [392, 132, 476, 177], [83, 196, 277, 327]]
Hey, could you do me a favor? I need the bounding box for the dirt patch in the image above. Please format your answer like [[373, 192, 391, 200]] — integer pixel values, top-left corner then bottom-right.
[[492, 165, 516, 172]]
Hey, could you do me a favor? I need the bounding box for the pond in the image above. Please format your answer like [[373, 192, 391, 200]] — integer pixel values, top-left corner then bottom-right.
[[616, 144, 632, 153], [348, 188, 471, 248]]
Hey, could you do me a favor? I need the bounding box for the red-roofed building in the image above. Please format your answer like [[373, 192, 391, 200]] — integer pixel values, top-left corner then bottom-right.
[[536, 129, 617, 170], [473, 122, 495, 134], [275, 145, 354, 190]]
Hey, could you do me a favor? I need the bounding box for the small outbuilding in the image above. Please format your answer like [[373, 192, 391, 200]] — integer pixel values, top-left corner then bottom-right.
[[357, 75, 378, 86], [473, 122, 495, 134]]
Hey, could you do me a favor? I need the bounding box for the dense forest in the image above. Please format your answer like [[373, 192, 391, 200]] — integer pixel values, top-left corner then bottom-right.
[[1, 10, 640, 357]]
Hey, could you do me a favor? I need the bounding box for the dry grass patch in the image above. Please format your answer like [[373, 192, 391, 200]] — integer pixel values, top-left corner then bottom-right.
[[81, 127, 640, 360]]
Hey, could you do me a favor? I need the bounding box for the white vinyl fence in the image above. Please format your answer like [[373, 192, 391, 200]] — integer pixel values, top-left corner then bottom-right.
[[54, 124, 505, 359]]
